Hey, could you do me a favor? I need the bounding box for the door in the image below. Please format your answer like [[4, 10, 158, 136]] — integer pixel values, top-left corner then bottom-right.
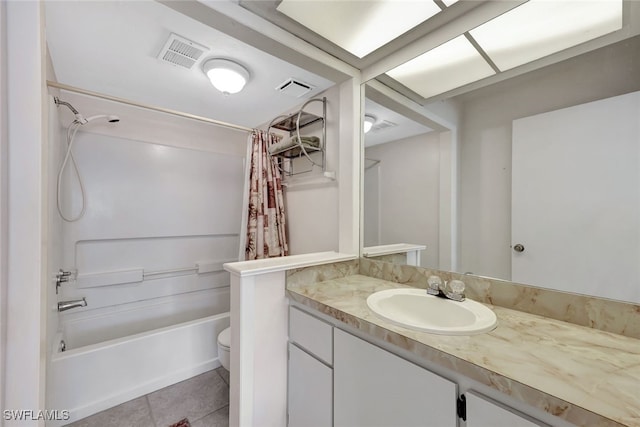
[[511, 91, 640, 302], [334, 329, 457, 427], [288, 344, 332, 427]]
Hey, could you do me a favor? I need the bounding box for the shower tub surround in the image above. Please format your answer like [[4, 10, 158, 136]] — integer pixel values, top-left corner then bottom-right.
[[286, 258, 640, 427], [47, 96, 247, 425]]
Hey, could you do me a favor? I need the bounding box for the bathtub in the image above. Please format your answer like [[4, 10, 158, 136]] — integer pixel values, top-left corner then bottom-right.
[[47, 312, 229, 426]]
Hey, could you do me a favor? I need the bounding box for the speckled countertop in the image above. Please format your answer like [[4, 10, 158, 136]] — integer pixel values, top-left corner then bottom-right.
[[287, 274, 640, 427]]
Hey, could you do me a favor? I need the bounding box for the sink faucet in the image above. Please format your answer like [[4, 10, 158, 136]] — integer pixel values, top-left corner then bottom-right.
[[426, 276, 466, 302]]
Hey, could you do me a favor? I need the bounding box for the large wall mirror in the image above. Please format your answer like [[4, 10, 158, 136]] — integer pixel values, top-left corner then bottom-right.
[[362, 33, 640, 304], [238, 0, 640, 304]]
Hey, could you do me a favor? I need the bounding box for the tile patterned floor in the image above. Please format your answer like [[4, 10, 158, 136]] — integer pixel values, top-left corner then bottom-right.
[[65, 368, 230, 427]]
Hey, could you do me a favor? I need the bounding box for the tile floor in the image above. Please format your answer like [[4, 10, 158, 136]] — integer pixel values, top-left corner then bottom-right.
[[65, 367, 230, 427]]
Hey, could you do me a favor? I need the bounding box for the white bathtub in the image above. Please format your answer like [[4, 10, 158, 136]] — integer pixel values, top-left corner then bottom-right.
[[47, 312, 229, 426]]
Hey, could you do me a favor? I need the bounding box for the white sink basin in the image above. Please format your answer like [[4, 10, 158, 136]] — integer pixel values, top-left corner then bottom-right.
[[366, 288, 497, 335]]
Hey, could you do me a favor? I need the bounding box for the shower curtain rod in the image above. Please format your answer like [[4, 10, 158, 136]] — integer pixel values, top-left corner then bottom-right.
[[46, 80, 254, 133]]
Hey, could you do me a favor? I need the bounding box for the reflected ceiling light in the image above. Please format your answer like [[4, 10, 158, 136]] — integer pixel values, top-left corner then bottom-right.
[[364, 115, 377, 134], [203, 58, 250, 94], [387, 35, 495, 99], [277, 0, 441, 58], [470, 0, 623, 71]]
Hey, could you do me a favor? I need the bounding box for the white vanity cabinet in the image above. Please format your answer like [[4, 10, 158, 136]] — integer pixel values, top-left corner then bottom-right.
[[288, 305, 552, 427], [287, 307, 333, 427], [464, 391, 547, 427], [333, 329, 458, 427]]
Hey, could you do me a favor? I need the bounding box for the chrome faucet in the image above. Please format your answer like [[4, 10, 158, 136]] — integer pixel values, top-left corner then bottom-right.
[[427, 276, 466, 302], [57, 297, 87, 312]]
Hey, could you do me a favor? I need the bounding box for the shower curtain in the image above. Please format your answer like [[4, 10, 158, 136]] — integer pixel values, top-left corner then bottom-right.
[[245, 130, 289, 260]]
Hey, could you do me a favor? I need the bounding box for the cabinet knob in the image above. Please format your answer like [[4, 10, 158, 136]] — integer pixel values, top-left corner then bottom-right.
[[513, 244, 525, 253]]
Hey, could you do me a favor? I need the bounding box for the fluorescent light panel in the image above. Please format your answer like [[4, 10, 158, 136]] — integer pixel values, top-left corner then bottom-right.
[[276, 0, 442, 58], [387, 35, 496, 99], [470, 0, 624, 71]]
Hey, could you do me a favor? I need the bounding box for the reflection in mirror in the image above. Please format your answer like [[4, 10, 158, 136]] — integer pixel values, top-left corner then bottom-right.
[[363, 97, 444, 269], [363, 35, 640, 304]]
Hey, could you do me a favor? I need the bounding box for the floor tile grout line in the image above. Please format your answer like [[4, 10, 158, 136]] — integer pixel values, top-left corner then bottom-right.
[[146, 394, 159, 427], [189, 404, 230, 426]]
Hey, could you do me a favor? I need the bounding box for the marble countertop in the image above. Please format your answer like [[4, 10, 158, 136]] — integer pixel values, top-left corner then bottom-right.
[[287, 274, 640, 427]]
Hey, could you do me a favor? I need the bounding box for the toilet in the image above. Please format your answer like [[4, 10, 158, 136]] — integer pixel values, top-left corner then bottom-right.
[[217, 327, 231, 371]]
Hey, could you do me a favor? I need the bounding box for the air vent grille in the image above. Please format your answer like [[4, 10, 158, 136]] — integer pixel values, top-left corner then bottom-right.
[[276, 78, 314, 98], [371, 120, 398, 132], [158, 33, 208, 69]]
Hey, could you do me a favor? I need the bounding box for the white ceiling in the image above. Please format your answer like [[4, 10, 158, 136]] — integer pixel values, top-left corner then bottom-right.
[[44, 0, 335, 129]]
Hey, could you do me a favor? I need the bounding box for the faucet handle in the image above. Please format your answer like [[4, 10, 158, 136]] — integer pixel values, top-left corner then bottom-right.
[[449, 280, 465, 295], [427, 275, 442, 295]]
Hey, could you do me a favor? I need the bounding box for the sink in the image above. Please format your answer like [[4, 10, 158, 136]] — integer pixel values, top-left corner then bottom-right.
[[366, 288, 497, 335]]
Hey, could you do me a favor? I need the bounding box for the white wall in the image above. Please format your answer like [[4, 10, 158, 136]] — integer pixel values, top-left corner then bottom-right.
[[4, 2, 47, 423], [277, 84, 342, 255], [0, 0, 8, 417], [365, 132, 442, 268], [458, 36, 640, 280]]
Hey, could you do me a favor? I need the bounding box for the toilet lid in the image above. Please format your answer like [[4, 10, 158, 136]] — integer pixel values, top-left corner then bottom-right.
[[218, 327, 231, 348]]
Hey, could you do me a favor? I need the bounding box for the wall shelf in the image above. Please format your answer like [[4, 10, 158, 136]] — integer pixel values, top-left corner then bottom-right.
[[268, 97, 327, 176]]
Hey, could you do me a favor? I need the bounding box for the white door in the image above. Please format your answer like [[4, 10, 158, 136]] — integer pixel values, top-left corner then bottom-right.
[[512, 91, 640, 302], [334, 329, 457, 427]]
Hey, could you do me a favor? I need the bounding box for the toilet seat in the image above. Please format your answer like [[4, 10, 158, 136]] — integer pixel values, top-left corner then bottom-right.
[[218, 327, 230, 349]]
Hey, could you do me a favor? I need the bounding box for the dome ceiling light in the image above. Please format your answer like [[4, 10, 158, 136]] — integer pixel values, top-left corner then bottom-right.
[[203, 58, 250, 95], [364, 114, 377, 134]]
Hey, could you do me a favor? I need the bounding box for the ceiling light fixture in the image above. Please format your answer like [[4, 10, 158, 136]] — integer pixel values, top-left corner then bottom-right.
[[387, 35, 495, 99], [469, 0, 623, 71], [277, 0, 441, 58], [203, 58, 250, 95], [364, 115, 377, 133]]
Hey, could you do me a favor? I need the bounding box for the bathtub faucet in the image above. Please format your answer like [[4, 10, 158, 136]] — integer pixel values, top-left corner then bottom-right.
[[57, 297, 87, 312]]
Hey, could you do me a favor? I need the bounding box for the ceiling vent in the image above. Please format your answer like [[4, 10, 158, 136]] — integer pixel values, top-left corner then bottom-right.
[[371, 120, 398, 132], [276, 78, 314, 98], [158, 33, 208, 69]]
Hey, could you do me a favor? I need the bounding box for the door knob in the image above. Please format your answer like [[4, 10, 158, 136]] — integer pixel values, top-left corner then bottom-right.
[[513, 244, 525, 253]]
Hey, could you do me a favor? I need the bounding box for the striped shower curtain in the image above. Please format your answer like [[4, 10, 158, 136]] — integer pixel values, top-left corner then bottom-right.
[[245, 130, 289, 260]]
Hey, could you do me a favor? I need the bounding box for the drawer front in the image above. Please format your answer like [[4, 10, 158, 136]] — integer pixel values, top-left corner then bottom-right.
[[289, 306, 333, 365]]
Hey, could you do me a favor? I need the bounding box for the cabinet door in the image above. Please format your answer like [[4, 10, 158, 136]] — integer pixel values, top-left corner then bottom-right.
[[465, 391, 547, 427], [288, 343, 332, 427], [334, 329, 457, 427]]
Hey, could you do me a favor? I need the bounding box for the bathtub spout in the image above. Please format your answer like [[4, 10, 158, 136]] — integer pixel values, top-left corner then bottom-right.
[[58, 297, 87, 312]]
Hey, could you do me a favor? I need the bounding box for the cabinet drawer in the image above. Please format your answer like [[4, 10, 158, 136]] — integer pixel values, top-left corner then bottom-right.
[[289, 306, 333, 364]]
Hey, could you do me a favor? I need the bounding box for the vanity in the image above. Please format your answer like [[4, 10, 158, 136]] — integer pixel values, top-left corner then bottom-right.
[[284, 258, 640, 427]]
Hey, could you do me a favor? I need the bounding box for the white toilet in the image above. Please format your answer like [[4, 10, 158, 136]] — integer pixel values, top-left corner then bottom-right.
[[217, 327, 231, 371]]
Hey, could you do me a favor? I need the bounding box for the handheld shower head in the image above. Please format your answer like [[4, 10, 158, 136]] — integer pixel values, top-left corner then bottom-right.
[[82, 114, 121, 124]]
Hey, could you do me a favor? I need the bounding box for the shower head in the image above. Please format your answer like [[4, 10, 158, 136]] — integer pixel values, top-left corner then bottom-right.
[[82, 114, 121, 124], [54, 97, 120, 125]]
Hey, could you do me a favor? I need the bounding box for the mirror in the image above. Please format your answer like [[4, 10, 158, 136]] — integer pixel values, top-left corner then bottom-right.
[[362, 34, 640, 304]]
